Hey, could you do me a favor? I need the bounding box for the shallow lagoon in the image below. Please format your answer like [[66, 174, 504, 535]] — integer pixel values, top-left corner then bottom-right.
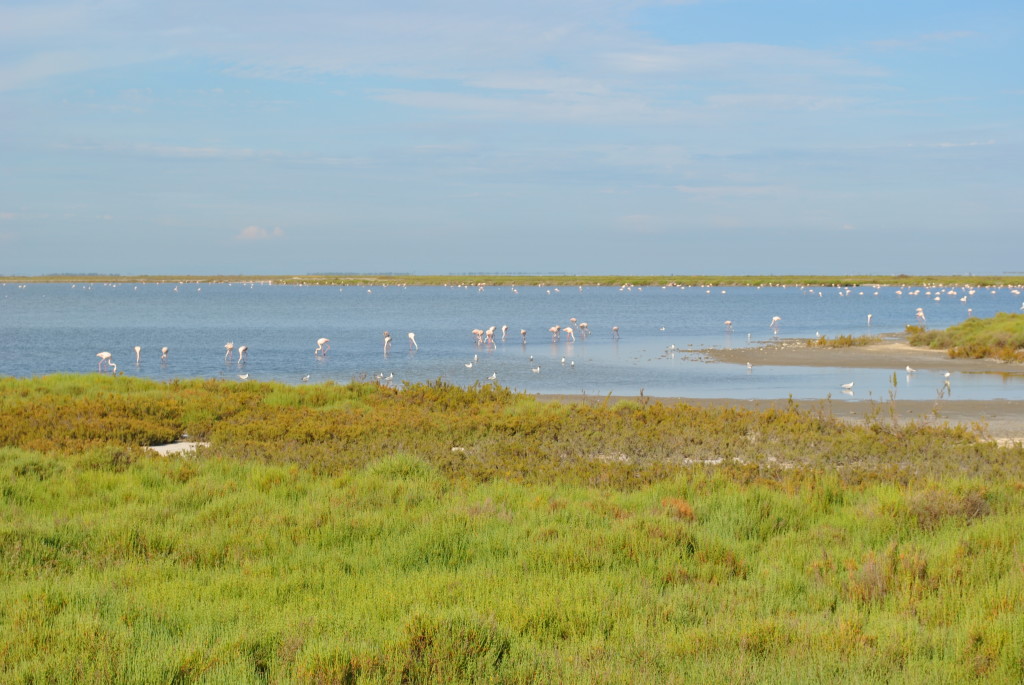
[[2, 281, 1023, 401]]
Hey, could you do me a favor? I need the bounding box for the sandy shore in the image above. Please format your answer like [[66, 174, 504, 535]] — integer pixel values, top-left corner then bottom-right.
[[534, 340, 1024, 444], [704, 339, 1024, 374]]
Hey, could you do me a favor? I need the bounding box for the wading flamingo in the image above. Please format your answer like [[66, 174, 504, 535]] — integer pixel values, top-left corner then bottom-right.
[[563, 327, 575, 342], [408, 332, 418, 350], [724, 320, 733, 331], [224, 342, 235, 360], [471, 329, 484, 344], [315, 338, 330, 356], [383, 331, 392, 352], [501, 325, 509, 340], [134, 346, 141, 364], [238, 345, 248, 363], [612, 326, 620, 339], [161, 346, 168, 360], [549, 325, 560, 342], [520, 329, 527, 343], [97, 351, 113, 372]]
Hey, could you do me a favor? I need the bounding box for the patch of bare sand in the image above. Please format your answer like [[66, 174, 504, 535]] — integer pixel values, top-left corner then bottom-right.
[[704, 339, 1024, 374]]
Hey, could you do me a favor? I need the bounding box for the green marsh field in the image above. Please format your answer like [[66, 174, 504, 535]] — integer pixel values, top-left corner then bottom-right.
[[2, 375, 1023, 682]]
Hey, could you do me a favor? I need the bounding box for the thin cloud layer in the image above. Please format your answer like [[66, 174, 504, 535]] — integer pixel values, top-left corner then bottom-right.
[[1, 0, 1021, 274], [236, 226, 285, 241]]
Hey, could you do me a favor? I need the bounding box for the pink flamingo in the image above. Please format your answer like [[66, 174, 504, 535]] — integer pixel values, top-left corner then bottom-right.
[[224, 342, 235, 360], [161, 346, 168, 360], [563, 327, 575, 342], [238, 345, 248, 363], [408, 332, 418, 350], [612, 326, 620, 339], [315, 337, 330, 356], [549, 325, 561, 342], [134, 346, 141, 364], [97, 351, 113, 372], [471, 329, 485, 344], [521, 329, 527, 343], [383, 331, 392, 352]]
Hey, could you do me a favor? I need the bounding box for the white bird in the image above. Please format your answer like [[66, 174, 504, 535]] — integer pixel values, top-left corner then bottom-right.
[[906, 365, 916, 374], [746, 362, 753, 371], [465, 362, 473, 368], [488, 372, 497, 380], [531, 366, 541, 373], [315, 337, 330, 356], [161, 346, 168, 360], [841, 382, 854, 390], [237, 345, 248, 363], [224, 342, 235, 360], [238, 373, 249, 380], [301, 374, 310, 382], [408, 332, 418, 350], [134, 345, 141, 364], [97, 351, 113, 372]]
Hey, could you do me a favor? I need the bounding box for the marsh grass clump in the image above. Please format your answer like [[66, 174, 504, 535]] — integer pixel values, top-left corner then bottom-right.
[[908, 312, 1024, 362], [807, 334, 882, 348]]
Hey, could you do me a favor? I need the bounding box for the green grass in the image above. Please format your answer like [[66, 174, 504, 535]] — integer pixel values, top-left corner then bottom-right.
[[908, 313, 1024, 362], [2, 376, 1024, 682]]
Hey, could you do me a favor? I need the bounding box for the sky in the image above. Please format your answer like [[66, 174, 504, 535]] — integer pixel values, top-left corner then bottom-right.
[[1, 0, 1022, 276]]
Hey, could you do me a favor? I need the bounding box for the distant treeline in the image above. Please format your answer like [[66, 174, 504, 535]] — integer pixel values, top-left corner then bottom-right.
[[4, 274, 1024, 287]]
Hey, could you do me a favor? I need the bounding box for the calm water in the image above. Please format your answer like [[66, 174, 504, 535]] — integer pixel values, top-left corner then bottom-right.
[[3, 281, 1023, 402]]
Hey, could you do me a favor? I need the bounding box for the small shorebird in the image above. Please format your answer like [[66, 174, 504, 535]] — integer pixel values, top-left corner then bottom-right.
[[238, 373, 249, 380], [531, 366, 541, 373], [905, 365, 916, 374], [301, 374, 310, 382], [841, 382, 854, 390], [488, 372, 497, 380]]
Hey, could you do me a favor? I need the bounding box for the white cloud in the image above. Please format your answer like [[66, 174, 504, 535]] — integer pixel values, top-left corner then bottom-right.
[[676, 185, 780, 197], [871, 31, 978, 51], [236, 226, 285, 241], [707, 94, 866, 111]]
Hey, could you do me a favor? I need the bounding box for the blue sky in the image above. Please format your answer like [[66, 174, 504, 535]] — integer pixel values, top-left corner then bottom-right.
[[2, 0, 1021, 276]]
